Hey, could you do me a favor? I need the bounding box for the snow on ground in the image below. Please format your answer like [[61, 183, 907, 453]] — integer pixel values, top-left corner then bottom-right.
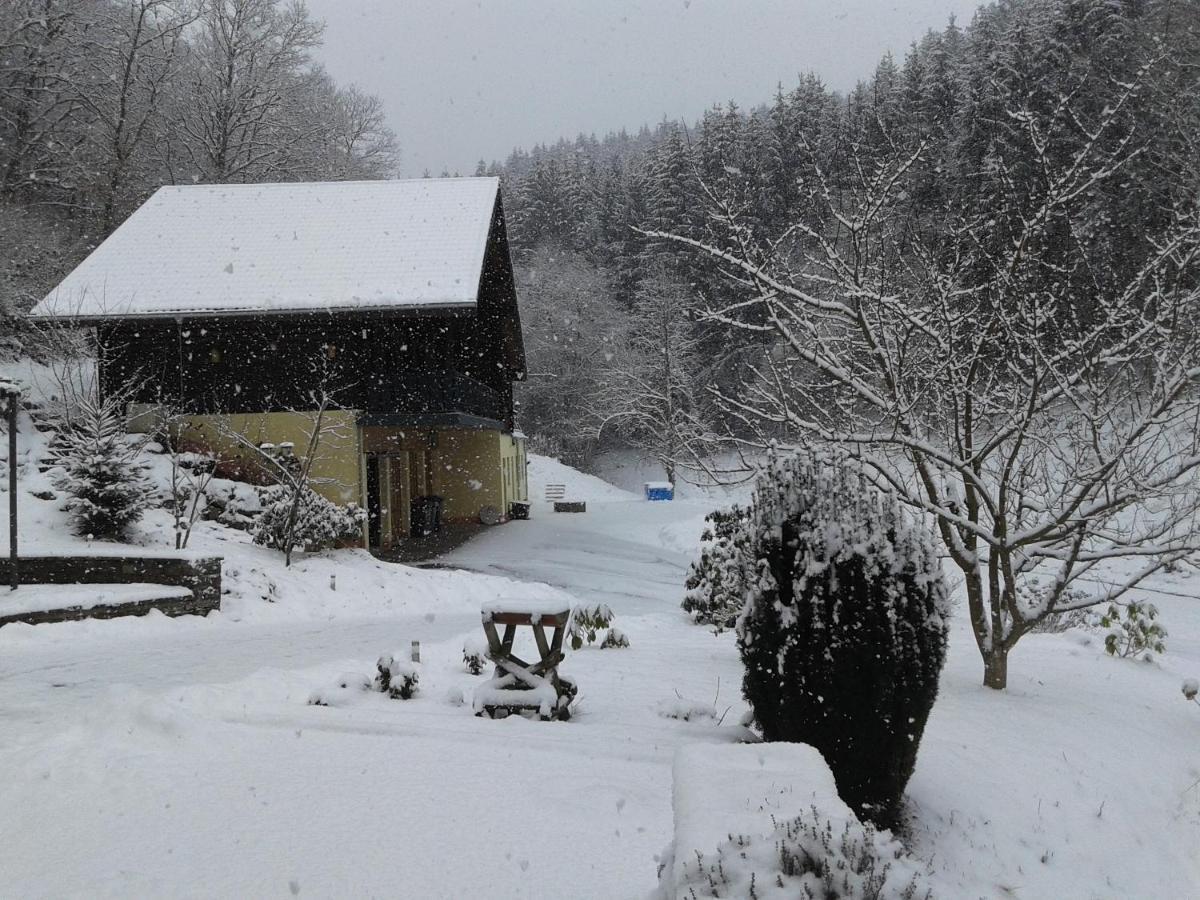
[[0, 440, 1198, 897], [528, 452, 640, 503]]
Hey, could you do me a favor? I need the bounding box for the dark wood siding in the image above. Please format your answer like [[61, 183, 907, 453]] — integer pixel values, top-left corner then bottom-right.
[[101, 311, 514, 427], [98, 204, 524, 430]]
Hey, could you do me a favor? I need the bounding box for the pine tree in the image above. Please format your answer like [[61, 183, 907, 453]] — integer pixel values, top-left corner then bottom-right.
[[51, 392, 150, 540]]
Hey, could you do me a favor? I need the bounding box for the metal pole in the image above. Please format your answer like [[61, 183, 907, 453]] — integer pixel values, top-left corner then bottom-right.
[[9, 394, 17, 591]]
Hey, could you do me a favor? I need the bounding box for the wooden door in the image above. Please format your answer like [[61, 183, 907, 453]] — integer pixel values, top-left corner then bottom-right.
[[389, 454, 411, 540], [408, 449, 429, 498]]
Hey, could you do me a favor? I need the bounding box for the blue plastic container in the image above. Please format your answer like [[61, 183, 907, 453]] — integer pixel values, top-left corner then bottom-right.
[[644, 481, 674, 501]]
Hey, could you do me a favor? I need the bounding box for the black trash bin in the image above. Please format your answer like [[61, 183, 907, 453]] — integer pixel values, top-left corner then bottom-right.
[[510, 501, 531, 520], [410, 495, 444, 537]]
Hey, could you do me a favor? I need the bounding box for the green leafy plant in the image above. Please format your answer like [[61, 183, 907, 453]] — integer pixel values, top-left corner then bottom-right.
[[463, 639, 487, 675], [1102, 601, 1166, 660], [682, 505, 750, 631], [373, 653, 419, 700], [569, 603, 615, 650], [600, 627, 630, 649]]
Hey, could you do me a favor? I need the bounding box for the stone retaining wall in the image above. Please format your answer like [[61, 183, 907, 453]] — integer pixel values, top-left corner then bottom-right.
[[0, 554, 222, 613]]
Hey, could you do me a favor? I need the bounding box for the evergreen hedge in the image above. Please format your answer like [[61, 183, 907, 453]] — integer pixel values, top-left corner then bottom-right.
[[737, 451, 950, 827]]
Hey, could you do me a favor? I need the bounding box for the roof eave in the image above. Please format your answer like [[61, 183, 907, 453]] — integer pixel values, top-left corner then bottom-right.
[[26, 299, 478, 325]]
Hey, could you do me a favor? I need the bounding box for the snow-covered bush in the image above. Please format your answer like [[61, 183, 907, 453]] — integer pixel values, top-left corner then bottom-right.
[[569, 603, 617, 649], [203, 478, 264, 530], [1102, 601, 1167, 660], [682, 505, 750, 630], [49, 392, 150, 540], [1182, 679, 1198, 705], [738, 451, 950, 827], [656, 695, 716, 723], [373, 653, 420, 700], [673, 805, 932, 900], [463, 638, 487, 675], [600, 627, 630, 649], [252, 486, 365, 554], [307, 672, 371, 707]]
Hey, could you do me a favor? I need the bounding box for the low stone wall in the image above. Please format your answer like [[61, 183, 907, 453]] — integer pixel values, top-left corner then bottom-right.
[[0, 554, 222, 613]]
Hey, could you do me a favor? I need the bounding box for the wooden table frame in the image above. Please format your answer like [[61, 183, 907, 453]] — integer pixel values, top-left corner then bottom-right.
[[478, 608, 575, 720]]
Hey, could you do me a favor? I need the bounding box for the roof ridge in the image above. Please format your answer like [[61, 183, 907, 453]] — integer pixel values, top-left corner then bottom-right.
[[155, 176, 499, 191]]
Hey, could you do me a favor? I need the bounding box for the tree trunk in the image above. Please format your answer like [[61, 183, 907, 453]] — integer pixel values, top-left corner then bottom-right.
[[982, 645, 1008, 690]]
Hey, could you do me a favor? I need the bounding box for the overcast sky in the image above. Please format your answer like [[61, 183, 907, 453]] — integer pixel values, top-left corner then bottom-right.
[[304, 0, 982, 178]]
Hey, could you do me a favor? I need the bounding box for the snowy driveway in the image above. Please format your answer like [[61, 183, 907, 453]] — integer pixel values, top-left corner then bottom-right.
[[0, 491, 741, 899]]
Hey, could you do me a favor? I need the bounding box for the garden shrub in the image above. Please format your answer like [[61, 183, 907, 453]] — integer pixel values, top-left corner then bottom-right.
[[738, 451, 950, 828], [203, 478, 264, 530], [682, 505, 751, 630], [252, 486, 366, 553], [569, 603, 616, 649], [600, 627, 630, 649], [672, 805, 932, 900], [463, 638, 488, 675], [1102, 600, 1167, 660], [374, 653, 419, 700]]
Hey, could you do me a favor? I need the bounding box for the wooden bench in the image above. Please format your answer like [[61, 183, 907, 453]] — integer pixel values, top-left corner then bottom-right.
[[474, 601, 576, 721]]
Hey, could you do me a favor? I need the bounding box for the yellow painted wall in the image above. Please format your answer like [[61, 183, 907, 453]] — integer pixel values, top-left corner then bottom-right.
[[182, 410, 364, 506], [175, 415, 522, 535], [431, 428, 503, 521]]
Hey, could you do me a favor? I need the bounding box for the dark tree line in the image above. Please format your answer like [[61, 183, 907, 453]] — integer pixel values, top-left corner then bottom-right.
[[1, 0, 398, 324], [498, 0, 1200, 476]]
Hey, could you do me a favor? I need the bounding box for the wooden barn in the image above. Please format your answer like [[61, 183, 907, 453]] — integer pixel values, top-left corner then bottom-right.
[[31, 177, 530, 550]]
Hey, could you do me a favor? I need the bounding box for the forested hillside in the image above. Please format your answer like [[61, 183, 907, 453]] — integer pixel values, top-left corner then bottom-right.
[[498, 0, 1200, 475], [7, 0, 1198, 486], [0, 0, 396, 327]]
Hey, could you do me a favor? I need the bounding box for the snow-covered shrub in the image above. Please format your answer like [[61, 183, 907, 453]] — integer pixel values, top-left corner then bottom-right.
[[308, 672, 371, 707], [738, 451, 950, 827], [656, 695, 715, 723], [600, 627, 630, 649], [463, 638, 488, 675], [373, 653, 420, 700], [673, 805, 932, 900], [1102, 601, 1166, 660], [569, 603, 615, 649], [682, 505, 750, 630], [49, 392, 150, 540], [252, 486, 366, 553], [1182, 679, 1199, 704], [203, 478, 265, 530]]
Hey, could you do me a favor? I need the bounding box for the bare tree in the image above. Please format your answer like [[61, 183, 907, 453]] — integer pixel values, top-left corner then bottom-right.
[[80, 0, 195, 232], [647, 70, 1200, 689], [591, 265, 709, 485], [172, 0, 323, 183], [0, 1, 91, 200], [159, 406, 216, 549], [514, 246, 624, 464], [294, 74, 398, 180]]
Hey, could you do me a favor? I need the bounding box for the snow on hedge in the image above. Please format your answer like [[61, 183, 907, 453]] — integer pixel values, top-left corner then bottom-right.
[[661, 743, 931, 899]]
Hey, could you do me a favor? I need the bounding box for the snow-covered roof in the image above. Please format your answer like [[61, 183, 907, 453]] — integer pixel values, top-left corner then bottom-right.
[[30, 177, 502, 320]]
